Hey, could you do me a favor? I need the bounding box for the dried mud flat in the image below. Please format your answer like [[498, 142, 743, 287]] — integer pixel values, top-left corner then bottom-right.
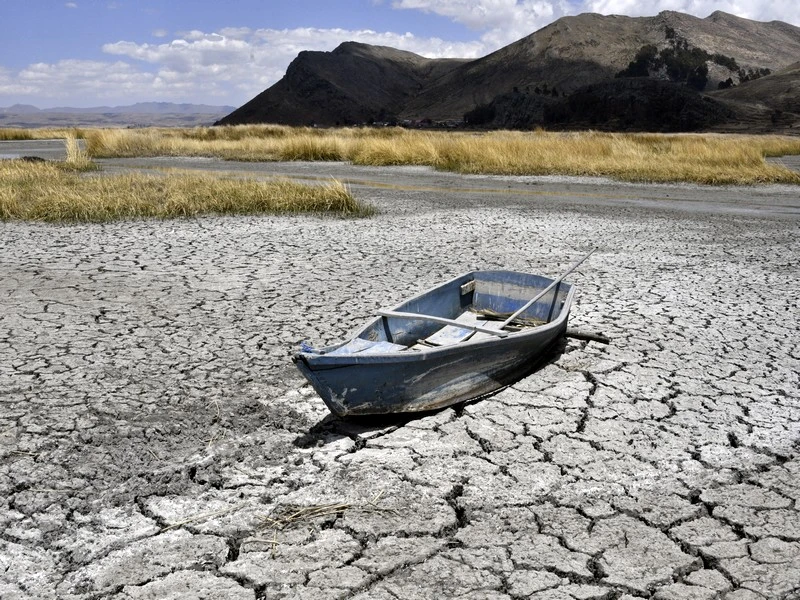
[[2, 150, 800, 599]]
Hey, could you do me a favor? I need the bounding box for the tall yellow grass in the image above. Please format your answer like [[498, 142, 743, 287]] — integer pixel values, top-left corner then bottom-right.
[[63, 133, 94, 171], [0, 127, 89, 141], [0, 160, 370, 222], [84, 126, 800, 185]]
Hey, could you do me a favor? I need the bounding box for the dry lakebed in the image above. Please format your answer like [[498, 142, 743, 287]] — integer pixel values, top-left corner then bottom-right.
[[1, 139, 799, 599]]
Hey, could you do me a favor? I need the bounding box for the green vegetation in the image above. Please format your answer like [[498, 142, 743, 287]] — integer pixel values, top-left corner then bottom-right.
[[463, 103, 497, 126], [618, 44, 659, 78], [617, 29, 742, 91], [738, 67, 772, 82]]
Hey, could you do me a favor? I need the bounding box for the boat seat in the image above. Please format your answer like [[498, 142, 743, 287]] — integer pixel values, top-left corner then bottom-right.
[[467, 318, 508, 342], [423, 311, 496, 346]]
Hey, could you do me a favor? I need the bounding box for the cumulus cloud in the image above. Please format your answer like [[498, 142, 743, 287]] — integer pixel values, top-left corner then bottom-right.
[[17, 60, 156, 102], [393, 0, 566, 42], [0, 23, 486, 107], [0, 66, 39, 97], [393, 0, 800, 47], [95, 27, 484, 105], [0, 60, 154, 107], [1, 0, 797, 108], [391, 0, 586, 49]]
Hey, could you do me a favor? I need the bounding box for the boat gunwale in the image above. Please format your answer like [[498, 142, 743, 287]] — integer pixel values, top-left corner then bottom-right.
[[294, 269, 575, 365]]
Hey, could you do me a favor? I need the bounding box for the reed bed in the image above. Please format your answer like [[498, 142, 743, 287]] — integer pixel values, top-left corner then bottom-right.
[[0, 159, 370, 222], [84, 126, 800, 185], [63, 133, 94, 171], [0, 127, 89, 141]]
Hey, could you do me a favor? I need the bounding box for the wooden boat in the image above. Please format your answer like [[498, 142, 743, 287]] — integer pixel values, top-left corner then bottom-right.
[[293, 253, 592, 417]]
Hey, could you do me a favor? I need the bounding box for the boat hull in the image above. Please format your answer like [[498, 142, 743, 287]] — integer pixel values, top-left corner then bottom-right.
[[293, 270, 575, 417]]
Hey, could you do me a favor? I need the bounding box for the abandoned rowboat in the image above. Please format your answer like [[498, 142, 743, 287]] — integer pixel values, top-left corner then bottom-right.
[[293, 252, 593, 417]]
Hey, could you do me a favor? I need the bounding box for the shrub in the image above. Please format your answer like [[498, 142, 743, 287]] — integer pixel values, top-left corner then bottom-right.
[[463, 103, 497, 126]]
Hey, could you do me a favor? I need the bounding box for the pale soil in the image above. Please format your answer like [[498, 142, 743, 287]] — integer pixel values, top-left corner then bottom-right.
[[2, 140, 799, 599]]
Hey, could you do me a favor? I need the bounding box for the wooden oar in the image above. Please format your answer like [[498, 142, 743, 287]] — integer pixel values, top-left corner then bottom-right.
[[565, 328, 610, 344], [499, 249, 596, 329], [377, 310, 509, 338], [378, 249, 595, 340]]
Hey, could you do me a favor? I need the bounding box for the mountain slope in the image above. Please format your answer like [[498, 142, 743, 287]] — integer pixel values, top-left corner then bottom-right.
[[217, 11, 800, 130], [217, 42, 466, 126], [711, 61, 800, 114], [402, 11, 800, 120]]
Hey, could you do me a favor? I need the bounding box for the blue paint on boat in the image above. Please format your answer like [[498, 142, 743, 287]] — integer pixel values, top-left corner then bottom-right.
[[293, 270, 575, 417]]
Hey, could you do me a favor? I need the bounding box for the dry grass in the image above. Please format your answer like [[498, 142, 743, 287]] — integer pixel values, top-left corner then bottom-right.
[[84, 126, 800, 185], [250, 491, 395, 556], [0, 127, 89, 141], [429, 131, 800, 184], [0, 159, 371, 222], [63, 133, 95, 171]]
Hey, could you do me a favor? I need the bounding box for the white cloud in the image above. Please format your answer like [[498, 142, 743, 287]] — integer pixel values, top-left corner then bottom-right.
[[65, 2, 78, 8], [0, 66, 39, 97], [2, 1, 797, 108], [4, 60, 157, 106], [95, 27, 484, 104], [103, 36, 254, 74], [392, 0, 800, 48], [0, 26, 483, 107], [394, 0, 561, 31], [583, 0, 800, 24], [583, 0, 721, 18], [746, 0, 800, 23], [393, 0, 570, 47]]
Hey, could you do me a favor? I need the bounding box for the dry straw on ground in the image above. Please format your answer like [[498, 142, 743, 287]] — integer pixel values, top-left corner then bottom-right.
[[251, 491, 396, 556], [84, 126, 800, 185]]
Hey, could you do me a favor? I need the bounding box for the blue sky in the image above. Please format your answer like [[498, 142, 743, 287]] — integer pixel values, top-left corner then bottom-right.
[[1, 0, 796, 109]]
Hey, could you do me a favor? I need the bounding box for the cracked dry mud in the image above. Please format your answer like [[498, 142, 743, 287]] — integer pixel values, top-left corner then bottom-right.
[[2, 159, 799, 599]]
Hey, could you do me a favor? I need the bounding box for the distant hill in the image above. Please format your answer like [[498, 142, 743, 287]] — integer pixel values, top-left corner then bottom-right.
[[0, 102, 236, 128], [1, 104, 42, 114], [217, 10, 800, 132]]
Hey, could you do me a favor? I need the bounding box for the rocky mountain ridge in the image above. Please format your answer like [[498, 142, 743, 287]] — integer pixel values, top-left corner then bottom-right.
[[217, 10, 800, 132], [219, 42, 467, 127]]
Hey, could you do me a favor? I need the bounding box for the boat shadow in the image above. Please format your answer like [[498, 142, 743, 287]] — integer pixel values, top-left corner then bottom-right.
[[293, 336, 568, 449]]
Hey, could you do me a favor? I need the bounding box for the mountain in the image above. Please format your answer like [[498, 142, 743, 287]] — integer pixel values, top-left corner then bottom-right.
[[0, 102, 235, 115], [716, 60, 800, 111], [0, 104, 41, 114], [403, 11, 800, 121], [0, 102, 236, 128], [219, 42, 466, 126], [217, 11, 800, 132]]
